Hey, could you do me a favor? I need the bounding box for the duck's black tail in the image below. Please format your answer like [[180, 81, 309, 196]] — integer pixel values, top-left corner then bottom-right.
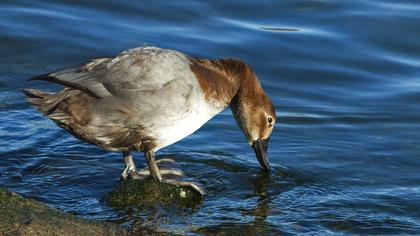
[[22, 88, 67, 114], [22, 88, 51, 112], [23, 87, 97, 128]]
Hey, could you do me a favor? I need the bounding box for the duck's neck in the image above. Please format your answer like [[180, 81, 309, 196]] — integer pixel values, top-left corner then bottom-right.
[[189, 57, 261, 109], [214, 59, 264, 112]]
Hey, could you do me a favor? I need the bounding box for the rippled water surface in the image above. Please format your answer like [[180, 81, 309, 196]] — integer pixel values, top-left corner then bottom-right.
[[1, 0, 420, 234]]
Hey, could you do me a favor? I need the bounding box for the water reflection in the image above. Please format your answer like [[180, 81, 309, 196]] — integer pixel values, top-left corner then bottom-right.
[[248, 173, 275, 234], [260, 26, 299, 32]]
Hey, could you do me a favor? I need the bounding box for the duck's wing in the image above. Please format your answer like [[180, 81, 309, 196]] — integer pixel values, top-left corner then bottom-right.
[[30, 47, 185, 98]]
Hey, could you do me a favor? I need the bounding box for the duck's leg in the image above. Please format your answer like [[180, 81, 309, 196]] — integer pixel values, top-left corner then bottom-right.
[[145, 151, 205, 195], [145, 151, 162, 182], [121, 151, 136, 180]]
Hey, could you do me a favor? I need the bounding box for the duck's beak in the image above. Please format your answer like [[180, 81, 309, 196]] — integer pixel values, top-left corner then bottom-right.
[[252, 138, 271, 172]]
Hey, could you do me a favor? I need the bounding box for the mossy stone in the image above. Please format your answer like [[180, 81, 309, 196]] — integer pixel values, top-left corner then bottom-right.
[[105, 179, 203, 208]]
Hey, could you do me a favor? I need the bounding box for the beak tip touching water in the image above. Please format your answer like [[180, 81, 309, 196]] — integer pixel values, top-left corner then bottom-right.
[[252, 139, 271, 172]]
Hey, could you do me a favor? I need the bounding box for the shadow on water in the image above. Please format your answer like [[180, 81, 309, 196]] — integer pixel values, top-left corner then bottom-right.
[[91, 149, 293, 233], [192, 170, 308, 235], [105, 152, 320, 234]]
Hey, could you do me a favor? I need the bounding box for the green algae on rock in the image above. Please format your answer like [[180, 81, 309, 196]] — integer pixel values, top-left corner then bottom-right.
[[105, 179, 203, 208], [0, 188, 125, 236]]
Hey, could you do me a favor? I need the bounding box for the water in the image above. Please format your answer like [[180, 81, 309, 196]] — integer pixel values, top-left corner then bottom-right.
[[1, 0, 420, 234]]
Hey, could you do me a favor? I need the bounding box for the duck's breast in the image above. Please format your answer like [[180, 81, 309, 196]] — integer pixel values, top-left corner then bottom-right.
[[144, 62, 223, 151]]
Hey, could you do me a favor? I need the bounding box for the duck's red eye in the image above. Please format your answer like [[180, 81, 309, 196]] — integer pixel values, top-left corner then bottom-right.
[[268, 117, 273, 124]]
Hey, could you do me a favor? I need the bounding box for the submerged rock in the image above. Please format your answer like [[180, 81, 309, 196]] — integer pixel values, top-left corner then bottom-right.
[[106, 179, 203, 208], [0, 188, 125, 236]]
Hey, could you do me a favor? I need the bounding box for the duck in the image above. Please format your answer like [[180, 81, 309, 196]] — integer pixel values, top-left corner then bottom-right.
[[23, 46, 276, 195]]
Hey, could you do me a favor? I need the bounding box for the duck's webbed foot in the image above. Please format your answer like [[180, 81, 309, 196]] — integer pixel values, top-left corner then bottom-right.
[[161, 179, 205, 196], [144, 151, 205, 196], [121, 151, 205, 195], [134, 158, 185, 180]]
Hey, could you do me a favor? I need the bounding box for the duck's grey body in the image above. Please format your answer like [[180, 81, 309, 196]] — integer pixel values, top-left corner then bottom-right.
[[26, 47, 222, 153]]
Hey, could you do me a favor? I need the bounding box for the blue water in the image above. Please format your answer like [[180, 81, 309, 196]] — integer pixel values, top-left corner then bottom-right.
[[1, 0, 420, 234]]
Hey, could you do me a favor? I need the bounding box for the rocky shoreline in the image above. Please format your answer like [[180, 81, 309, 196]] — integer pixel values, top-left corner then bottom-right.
[[0, 188, 125, 236]]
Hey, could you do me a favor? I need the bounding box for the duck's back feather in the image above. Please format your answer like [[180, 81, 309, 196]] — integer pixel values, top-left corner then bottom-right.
[[30, 47, 189, 98]]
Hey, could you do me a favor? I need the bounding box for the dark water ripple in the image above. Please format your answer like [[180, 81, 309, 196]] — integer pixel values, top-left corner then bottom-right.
[[1, 0, 420, 234]]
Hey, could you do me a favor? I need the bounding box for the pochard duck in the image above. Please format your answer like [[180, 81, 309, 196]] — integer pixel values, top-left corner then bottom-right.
[[23, 47, 276, 195]]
